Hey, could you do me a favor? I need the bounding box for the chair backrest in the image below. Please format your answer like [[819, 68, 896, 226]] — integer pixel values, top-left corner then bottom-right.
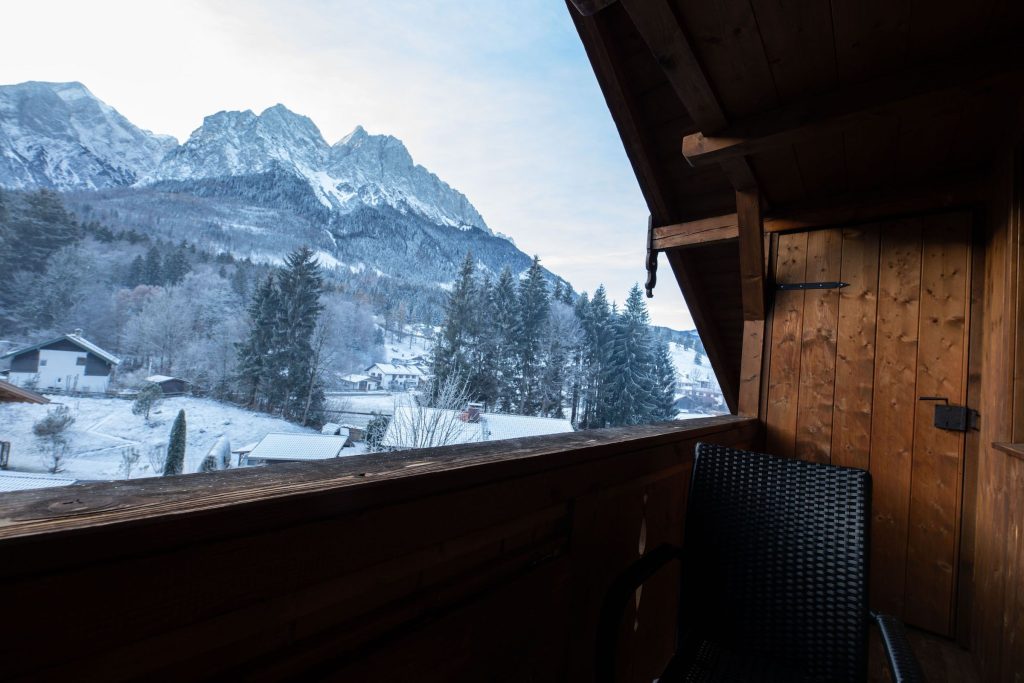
[[683, 443, 871, 682]]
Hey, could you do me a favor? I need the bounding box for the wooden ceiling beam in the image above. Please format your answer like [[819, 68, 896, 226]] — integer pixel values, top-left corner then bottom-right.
[[653, 214, 738, 250], [658, 166, 994, 238], [683, 42, 1024, 167], [567, 0, 618, 17], [619, 0, 763, 200], [736, 189, 765, 321], [569, 3, 674, 223]]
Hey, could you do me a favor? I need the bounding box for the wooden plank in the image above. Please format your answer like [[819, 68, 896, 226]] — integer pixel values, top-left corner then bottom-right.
[[793, 229, 842, 464], [830, 227, 880, 470], [652, 215, 738, 249], [764, 231, 808, 457], [680, 43, 1024, 167], [736, 189, 765, 320], [830, 0, 910, 85], [673, 0, 778, 120], [868, 219, 923, 617], [956, 225, 986, 647], [738, 319, 764, 418], [1001, 455, 1024, 681], [618, 0, 727, 132], [748, 0, 837, 102], [970, 151, 1019, 681], [904, 214, 970, 636], [0, 416, 752, 545]]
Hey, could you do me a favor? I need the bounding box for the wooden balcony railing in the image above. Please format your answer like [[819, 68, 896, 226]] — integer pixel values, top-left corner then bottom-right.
[[0, 415, 756, 682]]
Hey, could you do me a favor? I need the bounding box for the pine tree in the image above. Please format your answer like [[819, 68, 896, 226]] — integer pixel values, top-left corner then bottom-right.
[[582, 286, 613, 427], [163, 242, 190, 285], [236, 274, 279, 407], [652, 336, 678, 421], [9, 190, 81, 273], [432, 252, 478, 398], [164, 409, 187, 476], [273, 246, 325, 419], [514, 256, 550, 414], [492, 266, 519, 412], [604, 284, 659, 426], [142, 246, 163, 286], [125, 255, 145, 287], [568, 291, 590, 424]]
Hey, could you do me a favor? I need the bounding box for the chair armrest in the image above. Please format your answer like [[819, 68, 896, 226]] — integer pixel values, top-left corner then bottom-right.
[[596, 544, 683, 683], [871, 611, 926, 683]]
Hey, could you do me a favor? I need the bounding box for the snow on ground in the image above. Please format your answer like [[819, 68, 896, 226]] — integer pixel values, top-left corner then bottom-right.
[[0, 395, 316, 483], [380, 323, 435, 363]]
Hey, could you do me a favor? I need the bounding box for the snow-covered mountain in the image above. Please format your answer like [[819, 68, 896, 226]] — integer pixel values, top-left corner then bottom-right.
[[0, 81, 555, 291], [0, 81, 176, 190], [0, 81, 488, 233]]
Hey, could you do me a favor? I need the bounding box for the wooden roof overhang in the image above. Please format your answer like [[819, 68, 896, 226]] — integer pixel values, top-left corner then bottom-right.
[[567, 0, 1024, 411]]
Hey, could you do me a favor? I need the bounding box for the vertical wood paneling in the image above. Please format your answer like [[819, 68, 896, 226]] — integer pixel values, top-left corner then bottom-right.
[[971, 154, 1017, 681], [1002, 455, 1024, 680], [765, 231, 808, 456], [867, 220, 923, 617], [904, 215, 970, 636], [831, 228, 880, 470], [794, 229, 843, 463]]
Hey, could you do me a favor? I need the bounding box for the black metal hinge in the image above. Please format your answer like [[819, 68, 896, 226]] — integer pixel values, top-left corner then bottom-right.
[[919, 396, 979, 432], [776, 281, 849, 291]]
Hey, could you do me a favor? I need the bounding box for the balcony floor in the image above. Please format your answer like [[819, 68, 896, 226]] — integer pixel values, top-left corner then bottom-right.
[[868, 626, 979, 682]]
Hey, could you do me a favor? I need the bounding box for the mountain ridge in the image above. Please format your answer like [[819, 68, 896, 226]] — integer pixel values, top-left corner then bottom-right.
[[0, 81, 491, 236]]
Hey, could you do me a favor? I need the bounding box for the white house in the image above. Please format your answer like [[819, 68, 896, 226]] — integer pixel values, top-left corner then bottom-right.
[[365, 363, 425, 391], [0, 331, 120, 393]]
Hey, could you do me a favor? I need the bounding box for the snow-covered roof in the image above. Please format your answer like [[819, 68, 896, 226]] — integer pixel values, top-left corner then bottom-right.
[[0, 333, 120, 365], [482, 413, 575, 441], [145, 374, 184, 384], [366, 363, 421, 376], [380, 407, 574, 450], [340, 373, 372, 383], [232, 441, 259, 455], [0, 471, 77, 493], [247, 433, 349, 462]]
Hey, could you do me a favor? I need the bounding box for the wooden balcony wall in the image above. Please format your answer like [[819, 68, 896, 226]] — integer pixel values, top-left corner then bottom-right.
[[0, 416, 756, 682], [968, 149, 1024, 683]]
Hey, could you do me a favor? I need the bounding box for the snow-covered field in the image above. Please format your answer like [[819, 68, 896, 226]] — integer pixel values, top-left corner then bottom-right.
[[0, 395, 315, 483]]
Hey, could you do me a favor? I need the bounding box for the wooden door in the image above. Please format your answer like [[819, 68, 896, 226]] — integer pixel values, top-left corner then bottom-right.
[[762, 212, 972, 636]]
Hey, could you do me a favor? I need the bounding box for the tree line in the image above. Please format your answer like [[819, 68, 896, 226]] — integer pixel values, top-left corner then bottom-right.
[[431, 252, 678, 428]]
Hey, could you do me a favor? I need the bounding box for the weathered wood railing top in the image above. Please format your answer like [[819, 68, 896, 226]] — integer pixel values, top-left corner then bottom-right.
[[0, 415, 752, 543]]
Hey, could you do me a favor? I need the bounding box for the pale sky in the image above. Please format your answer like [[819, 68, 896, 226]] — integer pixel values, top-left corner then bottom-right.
[[0, 0, 695, 329]]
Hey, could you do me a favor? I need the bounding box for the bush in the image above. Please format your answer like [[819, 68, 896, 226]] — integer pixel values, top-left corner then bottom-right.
[[132, 382, 162, 421], [33, 405, 76, 473]]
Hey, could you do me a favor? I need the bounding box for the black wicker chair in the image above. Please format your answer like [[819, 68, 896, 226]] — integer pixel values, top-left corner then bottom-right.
[[596, 442, 925, 683]]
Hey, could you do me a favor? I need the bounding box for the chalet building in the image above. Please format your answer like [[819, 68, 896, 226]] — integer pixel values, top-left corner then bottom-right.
[[3, 3, 1024, 682], [364, 362, 424, 391], [144, 375, 190, 395], [0, 331, 120, 393]]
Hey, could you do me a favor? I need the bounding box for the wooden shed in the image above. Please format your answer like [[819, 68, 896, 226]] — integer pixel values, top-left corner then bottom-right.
[[0, 2, 1021, 681]]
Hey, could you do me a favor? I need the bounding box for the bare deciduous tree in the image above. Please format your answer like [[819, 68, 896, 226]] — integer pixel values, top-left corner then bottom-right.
[[385, 374, 474, 451], [119, 446, 142, 480]]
